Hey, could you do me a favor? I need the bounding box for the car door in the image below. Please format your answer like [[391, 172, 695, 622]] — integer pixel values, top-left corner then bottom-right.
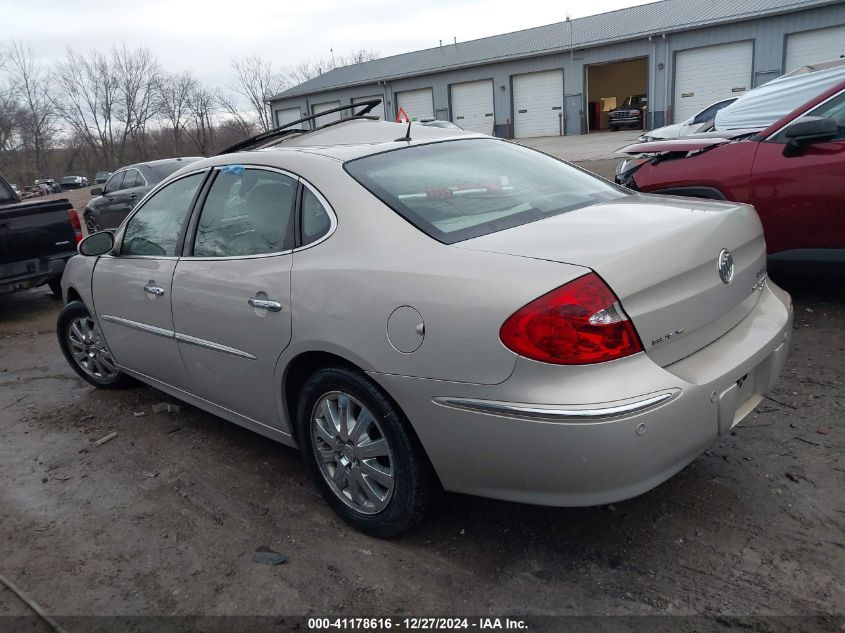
[[749, 90, 845, 253], [108, 169, 146, 227], [92, 170, 206, 386], [91, 170, 129, 229], [171, 165, 296, 428]]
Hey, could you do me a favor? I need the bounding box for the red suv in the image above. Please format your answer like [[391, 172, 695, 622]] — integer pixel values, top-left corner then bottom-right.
[[616, 81, 845, 254]]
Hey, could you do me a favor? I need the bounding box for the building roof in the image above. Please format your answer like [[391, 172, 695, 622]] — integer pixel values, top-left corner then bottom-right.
[[270, 0, 836, 101]]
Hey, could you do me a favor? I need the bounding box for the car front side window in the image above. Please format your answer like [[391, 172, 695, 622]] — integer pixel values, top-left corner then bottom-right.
[[807, 91, 845, 141], [104, 171, 124, 194], [121, 172, 204, 257], [192, 167, 295, 257]]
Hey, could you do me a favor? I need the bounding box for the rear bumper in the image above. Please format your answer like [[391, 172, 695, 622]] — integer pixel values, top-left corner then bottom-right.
[[372, 282, 792, 507], [0, 254, 73, 294]]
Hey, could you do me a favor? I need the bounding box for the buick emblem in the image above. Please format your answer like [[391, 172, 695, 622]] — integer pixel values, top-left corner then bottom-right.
[[718, 249, 734, 284]]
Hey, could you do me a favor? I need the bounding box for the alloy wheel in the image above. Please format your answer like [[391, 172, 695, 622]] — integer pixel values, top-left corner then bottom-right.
[[310, 391, 395, 515], [66, 316, 120, 381]]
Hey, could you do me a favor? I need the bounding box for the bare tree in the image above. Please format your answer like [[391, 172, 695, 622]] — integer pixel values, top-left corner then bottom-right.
[[281, 48, 380, 86], [56, 46, 160, 167], [7, 41, 56, 177], [223, 55, 286, 132], [185, 83, 219, 155], [158, 71, 196, 154]]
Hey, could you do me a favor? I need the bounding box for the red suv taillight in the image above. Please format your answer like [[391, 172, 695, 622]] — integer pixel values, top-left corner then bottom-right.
[[500, 273, 643, 365], [67, 208, 82, 244]]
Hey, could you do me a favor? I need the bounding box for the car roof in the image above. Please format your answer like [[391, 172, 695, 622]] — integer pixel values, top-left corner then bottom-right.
[[258, 118, 484, 160], [125, 157, 205, 171]]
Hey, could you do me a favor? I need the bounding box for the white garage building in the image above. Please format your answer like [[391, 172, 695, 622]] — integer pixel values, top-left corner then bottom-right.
[[269, 0, 845, 137]]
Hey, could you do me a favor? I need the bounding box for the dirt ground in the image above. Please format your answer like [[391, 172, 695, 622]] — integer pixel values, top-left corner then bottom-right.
[[1, 163, 843, 627]]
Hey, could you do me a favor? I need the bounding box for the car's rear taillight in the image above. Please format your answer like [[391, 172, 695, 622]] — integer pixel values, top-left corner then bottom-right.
[[67, 208, 82, 244], [500, 273, 643, 365]]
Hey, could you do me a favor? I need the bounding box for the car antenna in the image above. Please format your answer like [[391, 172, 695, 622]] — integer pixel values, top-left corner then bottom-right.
[[394, 121, 412, 142]]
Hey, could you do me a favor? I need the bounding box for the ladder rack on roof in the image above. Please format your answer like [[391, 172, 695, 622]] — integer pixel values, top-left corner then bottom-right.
[[217, 99, 383, 155]]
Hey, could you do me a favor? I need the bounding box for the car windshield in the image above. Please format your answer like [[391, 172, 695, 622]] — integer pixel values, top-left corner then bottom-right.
[[622, 96, 646, 108], [344, 138, 627, 244], [61, 177, 78, 183]]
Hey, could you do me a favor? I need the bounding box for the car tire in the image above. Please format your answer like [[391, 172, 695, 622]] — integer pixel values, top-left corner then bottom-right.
[[57, 301, 134, 389], [296, 366, 436, 537]]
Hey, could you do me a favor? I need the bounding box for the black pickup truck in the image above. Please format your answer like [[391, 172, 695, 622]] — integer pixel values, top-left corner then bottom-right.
[[0, 171, 81, 297]]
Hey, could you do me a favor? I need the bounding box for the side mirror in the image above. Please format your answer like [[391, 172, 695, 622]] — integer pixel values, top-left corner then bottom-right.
[[78, 231, 114, 256], [90, 187, 103, 196], [783, 116, 837, 156]]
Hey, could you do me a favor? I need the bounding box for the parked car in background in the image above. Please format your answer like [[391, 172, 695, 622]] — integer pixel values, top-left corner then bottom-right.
[[60, 176, 87, 190], [35, 178, 59, 194], [639, 97, 737, 141], [609, 94, 647, 131], [58, 114, 791, 536], [616, 80, 845, 255], [94, 171, 112, 184], [83, 157, 203, 232], [10, 183, 20, 196], [23, 185, 46, 198], [0, 170, 81, 297]]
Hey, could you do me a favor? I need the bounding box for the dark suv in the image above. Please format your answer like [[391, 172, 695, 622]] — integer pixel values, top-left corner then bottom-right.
[[83, 157, 203, 232], [609, 94, 648, 131]]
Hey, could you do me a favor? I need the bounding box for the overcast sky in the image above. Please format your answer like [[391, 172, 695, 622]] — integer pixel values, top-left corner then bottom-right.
[[8, 0, 659, 88]]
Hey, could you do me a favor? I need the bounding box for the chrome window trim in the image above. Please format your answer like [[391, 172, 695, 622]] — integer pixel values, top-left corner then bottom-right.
[[432, 391, 678, 423], [765, 88, 845, 141]]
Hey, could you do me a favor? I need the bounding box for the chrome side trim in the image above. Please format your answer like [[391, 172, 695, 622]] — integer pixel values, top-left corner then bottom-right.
[[99, 315, 255, 360], [99, 315, 174, 339], [432, 392, 677, 422], [174, 332, 256, 360]]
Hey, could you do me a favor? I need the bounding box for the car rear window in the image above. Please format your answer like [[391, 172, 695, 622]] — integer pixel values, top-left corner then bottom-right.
[[344, 138, 627, 243], [148, 160, 199, 182]]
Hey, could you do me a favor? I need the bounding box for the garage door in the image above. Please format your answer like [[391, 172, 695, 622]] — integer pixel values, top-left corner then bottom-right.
[[312, 100, 341, 125], [451, 79, 494, 135], [674, 41, 752, 122], [785, 25, 845, 72], [275, 107, 302, 128], [512, 70, 563, 138], [396, 88, 434, 121], [352, 95, 385, 120]]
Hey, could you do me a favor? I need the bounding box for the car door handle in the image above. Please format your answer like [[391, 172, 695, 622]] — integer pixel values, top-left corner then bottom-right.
[[248, 297, 282, 312], [143, 283, 166, 296]]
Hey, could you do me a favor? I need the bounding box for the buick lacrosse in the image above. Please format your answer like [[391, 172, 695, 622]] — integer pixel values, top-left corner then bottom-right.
[[58, 106, 792, 536]]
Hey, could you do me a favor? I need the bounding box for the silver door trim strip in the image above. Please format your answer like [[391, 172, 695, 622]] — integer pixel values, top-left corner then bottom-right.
[[432, 391, 677, 422], [100, 314, 256, 360], [174, 332, 257, 360], [100, 314, 174, 339]]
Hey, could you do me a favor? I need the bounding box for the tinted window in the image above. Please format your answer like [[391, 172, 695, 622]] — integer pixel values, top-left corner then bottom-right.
[[122, 172, 204, 256], [193, 168, 295, 257], [807, 91, 845, 141], [104, 171, 124, 194], [301, 187, 332, 246], [345, 139, 626, 244]]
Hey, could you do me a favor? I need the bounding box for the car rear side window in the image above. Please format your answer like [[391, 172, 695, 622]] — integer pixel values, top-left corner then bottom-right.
[[344, 138, 627, 243], [192, 168, 295, 257], [121, 172, 204, 257], [300, 187, 332, 246]]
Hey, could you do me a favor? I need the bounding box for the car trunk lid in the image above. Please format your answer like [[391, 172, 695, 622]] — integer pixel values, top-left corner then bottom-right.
[[456, 194, 768, 367]]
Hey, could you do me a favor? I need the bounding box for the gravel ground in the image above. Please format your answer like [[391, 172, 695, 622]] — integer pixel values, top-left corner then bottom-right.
[[1, 162, 843, 628]]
